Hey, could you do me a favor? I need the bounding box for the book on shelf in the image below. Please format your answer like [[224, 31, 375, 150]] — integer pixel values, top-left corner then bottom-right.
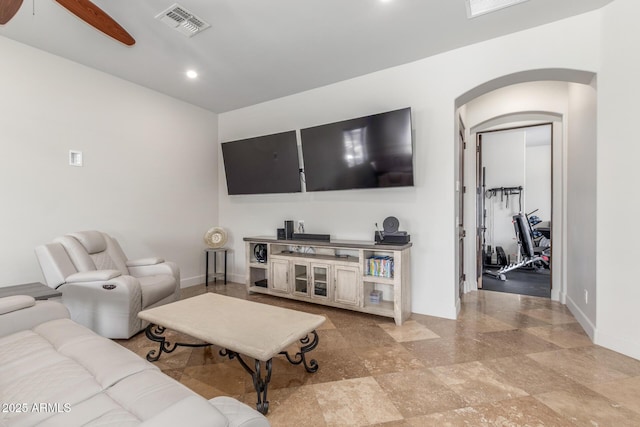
[[367, 256, 394, 278]]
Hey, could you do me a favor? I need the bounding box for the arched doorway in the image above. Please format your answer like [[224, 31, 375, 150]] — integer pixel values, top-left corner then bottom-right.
[[454, 70, 597, 310]]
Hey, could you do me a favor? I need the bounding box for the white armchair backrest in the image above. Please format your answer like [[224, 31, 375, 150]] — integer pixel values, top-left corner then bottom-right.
[[55, 231, 129, 276], [35, 243, 78, 288]]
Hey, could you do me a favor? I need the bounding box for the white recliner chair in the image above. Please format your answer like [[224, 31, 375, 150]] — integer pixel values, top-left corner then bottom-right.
[[35, 231, 180, 339]]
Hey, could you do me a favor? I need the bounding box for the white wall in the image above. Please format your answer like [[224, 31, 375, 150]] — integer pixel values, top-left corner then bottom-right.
[[597, 0, 640, 359], [219, 12, 601, 320], [566, 81, 598, 336], [525, 143, 552, 222], [0, 36, 219, 288]]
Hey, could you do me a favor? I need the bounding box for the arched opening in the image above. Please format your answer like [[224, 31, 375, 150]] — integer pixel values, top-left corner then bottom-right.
[[454, 69, 597, 338]]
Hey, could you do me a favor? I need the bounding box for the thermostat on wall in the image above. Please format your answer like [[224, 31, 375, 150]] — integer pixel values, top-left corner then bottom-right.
[[69, 150, 83, 167]]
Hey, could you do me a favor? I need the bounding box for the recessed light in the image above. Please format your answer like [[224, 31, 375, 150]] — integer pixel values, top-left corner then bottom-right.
[[466, 0, 529, 19], [186, 70, 198, 79]]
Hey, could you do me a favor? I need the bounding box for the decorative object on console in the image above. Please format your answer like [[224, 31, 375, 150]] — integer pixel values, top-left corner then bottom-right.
[[375, 216, 411, 244], [291, 233, 331, 242], [277, 228, 286, 240], [204, 226, 228, 248], [284, 220, 295, 239], [253, 243, 267, 263]]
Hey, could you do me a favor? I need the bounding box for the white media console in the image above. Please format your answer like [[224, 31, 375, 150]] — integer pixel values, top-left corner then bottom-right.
[[244, 236, 412, 325]]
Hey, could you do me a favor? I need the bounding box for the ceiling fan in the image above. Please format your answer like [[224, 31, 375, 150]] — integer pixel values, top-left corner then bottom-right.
[[0, 0, 135, 45]]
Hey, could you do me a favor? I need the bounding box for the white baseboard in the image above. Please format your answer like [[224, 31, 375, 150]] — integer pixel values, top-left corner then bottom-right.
[[180, 273, 245, 289], [565, 295, 595, 340], [180, 275, 204, 288]]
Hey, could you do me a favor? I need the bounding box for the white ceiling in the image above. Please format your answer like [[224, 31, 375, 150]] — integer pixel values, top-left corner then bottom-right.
[[0, 0, 614, 113]]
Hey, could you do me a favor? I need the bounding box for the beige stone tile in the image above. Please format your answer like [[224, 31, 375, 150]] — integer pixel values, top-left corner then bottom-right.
[[378, 320, 440, 342], [524, 325, 594, 348], [263, 385, 327, 427], [528, 348, 631, 385], [411, 314, 460, 338], [183, 362, 248, 395], [338, 326, 397, 348], [477, 328, 561, 356], [375, 369, 467, 417], [314, 328, 351, 351], [535, 389, 640, 427], [430, 361, 528, 405], [317, 317, 336, 330], [482, 355, 590, 395], [402, 335, 485, 367], [586, 376, 640, 415], [313, 377, 403, 426], [521, 307, 578, 324], [483, 310, 552, 328], [179, 373, 234, 400], [408, 396, 574, 427], [304, 348, 371, 384], [575, 345, 640, 377], [359, 343, 425, 375]]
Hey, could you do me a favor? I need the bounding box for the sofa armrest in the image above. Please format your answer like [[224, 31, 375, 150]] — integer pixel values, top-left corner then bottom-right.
[[0, 298, 70, 338], [139, 396, 230, 427], [126, 257, 164, 267], [0, 295, 35, 315], [66, 270, 121, 283], [210, 396, 270, 427], [59, 275, 143, 339]]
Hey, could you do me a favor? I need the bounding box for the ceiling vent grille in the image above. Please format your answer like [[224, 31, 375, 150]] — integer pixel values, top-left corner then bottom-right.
[[156, 3, 211, 38]]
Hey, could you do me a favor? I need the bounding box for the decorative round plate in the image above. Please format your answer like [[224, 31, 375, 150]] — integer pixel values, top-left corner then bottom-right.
[[382, 216, 400, 233], [204, 227, 228, 248]]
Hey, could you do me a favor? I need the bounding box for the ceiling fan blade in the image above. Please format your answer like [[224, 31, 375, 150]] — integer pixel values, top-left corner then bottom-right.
[[0, 0, 23, 25], [54, 0, 135, 46]]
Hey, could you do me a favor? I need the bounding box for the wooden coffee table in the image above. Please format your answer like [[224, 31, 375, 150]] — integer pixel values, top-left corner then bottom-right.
[[138, 293, 325, 414]]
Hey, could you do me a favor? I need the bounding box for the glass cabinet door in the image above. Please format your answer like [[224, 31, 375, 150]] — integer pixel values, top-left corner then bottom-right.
[[311, 264, 329, 299], [293, 263, 309, 295]]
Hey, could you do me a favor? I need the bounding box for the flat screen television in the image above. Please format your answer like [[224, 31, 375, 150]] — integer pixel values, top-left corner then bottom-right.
[[300, 107, 414, 192], [221, 131, 302, 195]]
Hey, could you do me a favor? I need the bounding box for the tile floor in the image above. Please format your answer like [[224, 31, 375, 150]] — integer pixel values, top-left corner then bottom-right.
[[116, 283, 640, 426]]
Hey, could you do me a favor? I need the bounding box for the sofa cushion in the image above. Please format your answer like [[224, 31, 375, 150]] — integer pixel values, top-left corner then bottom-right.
[[38, 393, 141, 427], [139, 275, 176, 308], [34, 319, 157, 388], [0, 328, 104, 427]]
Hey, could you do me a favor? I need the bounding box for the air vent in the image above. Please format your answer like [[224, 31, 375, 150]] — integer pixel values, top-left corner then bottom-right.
[[155, 3, 211, 38]]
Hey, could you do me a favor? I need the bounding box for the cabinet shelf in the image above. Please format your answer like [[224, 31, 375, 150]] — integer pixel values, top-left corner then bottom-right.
[[245, 236, 411, 325], [362, 275, 395, 285]]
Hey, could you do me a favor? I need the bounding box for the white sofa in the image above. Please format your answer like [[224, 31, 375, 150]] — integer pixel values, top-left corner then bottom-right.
[[0, 295, 270, 427], [35, 231, 180, 339]]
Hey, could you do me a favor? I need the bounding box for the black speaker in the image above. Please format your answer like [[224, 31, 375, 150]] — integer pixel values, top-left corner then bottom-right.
[[284, 220, 294, 239], [277, 228, 286, 240]]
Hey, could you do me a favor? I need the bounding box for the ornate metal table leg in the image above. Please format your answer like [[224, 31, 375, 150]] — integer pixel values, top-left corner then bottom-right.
[[280, 330, 320, 373], [220, 349, 273, 415], [145, 324, 177, 362], [144, 323, 211, 362]]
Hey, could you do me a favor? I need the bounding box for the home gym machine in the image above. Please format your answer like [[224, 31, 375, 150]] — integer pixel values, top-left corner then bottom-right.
[[484, 212, 550, 281]]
